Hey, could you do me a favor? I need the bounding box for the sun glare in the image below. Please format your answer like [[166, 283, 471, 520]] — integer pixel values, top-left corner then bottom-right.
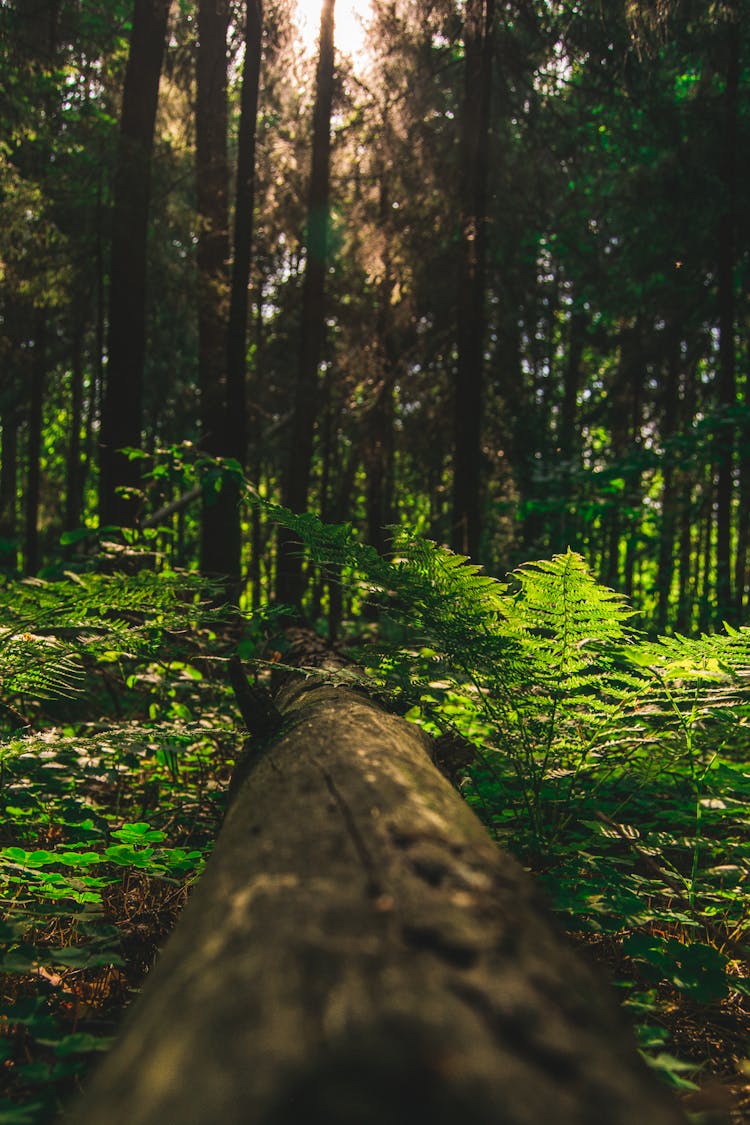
[[295, 0, 372, 63]]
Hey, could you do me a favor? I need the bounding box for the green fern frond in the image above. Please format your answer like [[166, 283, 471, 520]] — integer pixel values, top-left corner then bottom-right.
[[259, 500, 750, 845], [0, 634, 84, 701], [388, 531, 507, 620], [505, 550, 633, 658], [633, 627, 750, 685], [0, 569, 217, 707], [257, 499, 375, 571]]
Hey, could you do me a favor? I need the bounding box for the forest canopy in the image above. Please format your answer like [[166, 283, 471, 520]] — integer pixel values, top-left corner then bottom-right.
[[0, 0, 747, 632]]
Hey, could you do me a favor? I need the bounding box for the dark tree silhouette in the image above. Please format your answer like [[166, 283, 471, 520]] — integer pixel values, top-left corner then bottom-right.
[[276, 0, 336, 606], [99, 0, 171, 528], [452, 0, 494, 561]]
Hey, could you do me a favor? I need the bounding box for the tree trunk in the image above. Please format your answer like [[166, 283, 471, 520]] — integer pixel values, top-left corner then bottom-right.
[[364, 378, 395, 557], [604, 321, 642, 594], [554, 306, 586, 553], [98, 0, 171, 528], [276, 0, 335, 606], [327, 446, 360, 640], [0, 296, 21, 573], [65, 319, 85, 532], [0, 407, 18, 572], [698, 472, 714, 634], [676, 343, 700, 633], [199, 0, 264, 594], [24, 319, 45, 576], [75, 677, 687, 1125], [364, 172, 397, 558], [734, 351, 750, 617], [196, 0, 233, 579], [676, 487, 694, 633], [225, 0, 263, 474], [715, 4, 739, 625], [249, 479, 263, 607], [655, 334, 680, 633], [90, 168, 106, 470], [451, 0, 493, 561], [249, 290, 265, 609]]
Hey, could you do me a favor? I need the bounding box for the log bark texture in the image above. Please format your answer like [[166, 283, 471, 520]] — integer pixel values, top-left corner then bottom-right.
[[75, 680, 686, 1125]]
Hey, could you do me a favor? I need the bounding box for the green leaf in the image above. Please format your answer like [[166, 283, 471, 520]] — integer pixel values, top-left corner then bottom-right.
[[641, 1052, 701, 1091], [55, 851, 102, 868], [623, 935, 729, 1002], [110, 823, 166, 844], [59, 528, 94, 547], [0, 1098, 46, 1124], [49, 946, 124, 969], [104, 844, 157, 869], [53, 1032, 115, 1056]]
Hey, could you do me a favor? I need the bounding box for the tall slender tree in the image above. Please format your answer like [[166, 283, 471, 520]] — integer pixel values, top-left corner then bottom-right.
[[24, 318, 45, 576], [64, 319, 85, 534], [195, 0, 232, 577], [99, 0, 172, 527], [0, 400, 18, 573], [223, 0, 264, 582], [276, 0, 336, 605], [715, 1, 740, 624], [451, 0, 494, 560]]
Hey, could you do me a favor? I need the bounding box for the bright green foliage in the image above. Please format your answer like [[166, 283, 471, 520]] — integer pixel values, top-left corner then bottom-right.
[[0, 567, 217, 709], [260, 503, 647, 840], [262, 500, 750, 1082], [0, 565, 232, 1122], [2, 496, 748, 1108]]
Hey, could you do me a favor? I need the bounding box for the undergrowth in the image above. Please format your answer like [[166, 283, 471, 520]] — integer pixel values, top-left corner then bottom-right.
[[2, 487, 749, 1120], [260, 497, 750, 1102], [0, 548, 239, 1122]]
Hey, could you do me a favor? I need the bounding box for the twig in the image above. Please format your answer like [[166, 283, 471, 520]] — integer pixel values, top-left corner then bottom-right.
[[141, 485, 202, 529], [228, 655, 283, 742]]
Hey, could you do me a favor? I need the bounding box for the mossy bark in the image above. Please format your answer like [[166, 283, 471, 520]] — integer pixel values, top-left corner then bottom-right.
[[74, 680, 686, 1125]]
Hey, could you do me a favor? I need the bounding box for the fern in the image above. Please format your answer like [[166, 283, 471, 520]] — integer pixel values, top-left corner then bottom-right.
[[625, 627, 750, 775], [258, 499, 750, 855], [239, 496, 750, 1016], [0, 633, 85, 701], [0, 569, 219, 710]]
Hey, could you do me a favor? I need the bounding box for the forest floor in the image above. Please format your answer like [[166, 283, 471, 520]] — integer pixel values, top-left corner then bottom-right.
[[0, 621, 748, 1124], [574, 933, 750, 1124]]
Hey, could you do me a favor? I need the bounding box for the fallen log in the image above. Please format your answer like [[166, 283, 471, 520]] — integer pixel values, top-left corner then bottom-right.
[[74, 677, 687, 1125]]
